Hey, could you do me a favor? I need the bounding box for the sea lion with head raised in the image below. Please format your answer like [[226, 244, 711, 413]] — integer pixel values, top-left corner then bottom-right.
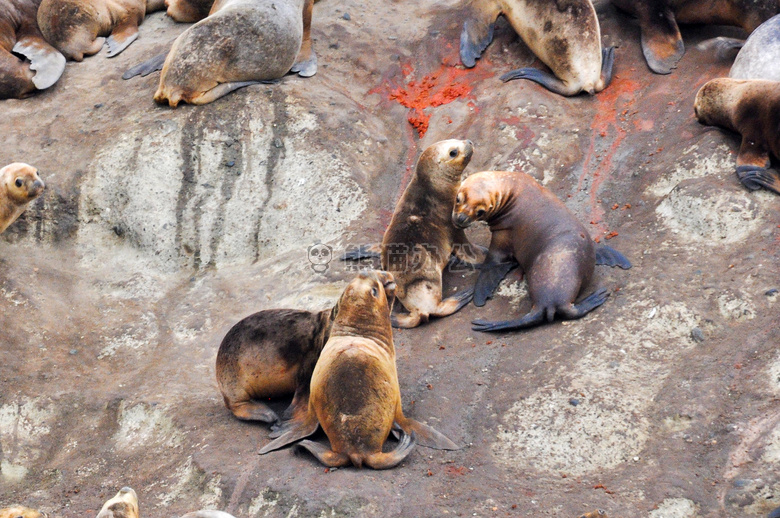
[[342, 139, 483, 329], [460, 0, 615, 96], [37, 0, 164, 61], [611, 0, 778, 74], [694, 78, 780, 195], [259, 270, 458, 468], [96, 487, 139, 518], [1, 163, 44, 234], [0, 0, 65, 98], [452, 170, 631, 333], [0, 507, 47, 518]]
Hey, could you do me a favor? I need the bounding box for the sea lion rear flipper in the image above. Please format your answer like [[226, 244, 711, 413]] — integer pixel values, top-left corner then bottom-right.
[[291, 0, 317, 77], [459, 0, 501, 68], [638, 7, 684, 74], [735, 136, 778, 194], [768, 504, 780, 518], [259, 412, 319, 454], [696, 37, 744, 60], [399, 417, 458, 450], [472, 307, 546, 332], [600, 46, 616, 89], [123, 52, 168, 79], [295, 440, 351, 467], [595, 243, 632, 269], [557, 287, 610, 319], [499, 67, 580, 96], [474, 260, 517, 307], [12, 37, 65, 90], [191, 81, 262, 105], [432, 287, 474, 316], [105, 22, 140, 58], [341, 243, 381, 261], [364, 429, 416, 469]]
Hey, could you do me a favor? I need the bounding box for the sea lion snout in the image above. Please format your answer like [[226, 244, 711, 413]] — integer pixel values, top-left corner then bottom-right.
[[452, 211, 472, 229]]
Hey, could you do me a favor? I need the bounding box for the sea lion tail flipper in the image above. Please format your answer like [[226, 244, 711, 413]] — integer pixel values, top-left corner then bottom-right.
[[474, 260, 517, 307], [600, 46, 616, 89], [459, 0, 501, 68], [499, 67, 579, 96], [638, 7, 684, 74], [696, 37, 744, 60], [400, 418, 458, 450], [123, 52, 168, 80], [736, 166, 780, 195], [12, 37, 66, 90], [192, 81, 262, 105], [259, 414, 319, 454], [364, 430, 416, 469], [341, 243, 381, 261], [295, 440, 351, 467], [595, 243, 632, 269], [105, 22, 140, 58], [472, 307, 546, 332]]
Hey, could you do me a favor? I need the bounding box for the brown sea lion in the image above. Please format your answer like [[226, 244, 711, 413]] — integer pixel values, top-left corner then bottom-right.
[[694, 78, 780, 195], [0, 0, 65, 98], [96, 488, 139, 518], [37, 0, 165, 61], [610, 0, 778, 74], [460, 0, 615, 96], [216, 300, 343, 425], [451, 171, 631, 333], [146, 0, 316, 107], [0, 507, 48, 518], [0, 163, 44, 234], [164, 0, 215, 22], [342, 139, 483, 329], [258, 271, 458, 469]]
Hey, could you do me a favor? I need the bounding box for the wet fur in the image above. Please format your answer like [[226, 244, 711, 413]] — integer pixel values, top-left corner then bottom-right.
[[0, 163, 45, 234]]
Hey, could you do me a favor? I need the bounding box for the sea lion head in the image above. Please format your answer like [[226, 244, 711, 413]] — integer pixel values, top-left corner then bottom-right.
[[0, 506, 49, 518], [96, 487, 139, 518], [333, 271, 396, 329], [2, 163, 45, 205], [416, 139, 474, 184], [694, 78, 739, 128], [38, 0, 101, 61], [451, 171, 503, 229]]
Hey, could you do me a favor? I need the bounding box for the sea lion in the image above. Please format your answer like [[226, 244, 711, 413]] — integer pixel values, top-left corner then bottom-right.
[[148, 0, 316, 107], [342, 139, 483, 329], [0, 507, 47, 518], [0, 0, 65, 98], [164, 0, 215, 22], [730, 14, 780, 81], [610, 0, 778, 74], [459, 0, 615, 96], [37, 0, 165, 61], [216, 300, 342, 425], [0, 163, 44, 234], [694, 78, 780, 195], [259, 270, 458, 469], [451, 171, 631, 333], [96, 487, 139, 518]]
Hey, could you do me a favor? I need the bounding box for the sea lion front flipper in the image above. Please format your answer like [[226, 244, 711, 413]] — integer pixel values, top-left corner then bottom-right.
[[12, 36, 66, 89], [459, 0, 501, 68], [105, 22, 140, 58], [696, 37, 744, 60], [259, 412, 319, 454], [736, 166, 780, 195], [473, 260, 518, 307], [735, 136, 778, 193], [291, 0, 316, 77], [595, 243, 632, 269], [398, 417, 458, 450], [638, 6, 684, 74], [227, 399, 280, 423], [499, 67, 580, 96], [123, 52, 168, 79], [191, 81, 262, 105], [341, 243, 381, 261], [295, 440, 351, 467]]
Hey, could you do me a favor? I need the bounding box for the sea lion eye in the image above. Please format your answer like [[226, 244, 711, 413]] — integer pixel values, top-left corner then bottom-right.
[[449, 148, 458, 158], [15, 178, 23, 187], [371, 287, 378, 298], [456, 193, 463, 203], [476, 209, 486, 218]]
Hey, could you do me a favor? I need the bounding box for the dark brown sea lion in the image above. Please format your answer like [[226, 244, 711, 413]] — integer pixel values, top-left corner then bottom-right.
[[611, 0, 778, 74], [460, 0, 615, 96], [0, 507, 48, 518], [342, 139, 483, 329], [258, 270, 458, 469], [452, 171, 631, 333], [0, 163, 44, 234], [694, 78, 780, 194], [96, 488, 139, 518], [0, 0, 65, 98]]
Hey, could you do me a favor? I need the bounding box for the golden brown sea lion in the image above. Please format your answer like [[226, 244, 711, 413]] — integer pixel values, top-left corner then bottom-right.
[[0, 163, 44, 234], [96, 488, 139, 518], [37, 0, 165, 61], [452, 171, 631, 333], [342, 139, 483, 329], [164, 0, 215, 22], [460, 0, 615, 96], [0, 0, 65, 98], [258, 271, 458, 469], [611, 0, 778, 74], [0, 507, 48, 518], [694, 78, 780, 195]]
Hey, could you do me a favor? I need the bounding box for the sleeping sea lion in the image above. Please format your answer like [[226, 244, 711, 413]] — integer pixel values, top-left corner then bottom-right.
[[258, 271, 458, 469]]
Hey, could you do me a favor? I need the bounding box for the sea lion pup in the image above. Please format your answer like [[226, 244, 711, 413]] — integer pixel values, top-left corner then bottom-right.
[[0, 0, 66, 99], [259, 271, 458, 468], [216, 293, 345, 424], [459, 0, 615, 96], [0, 507, 48, 518], [96, 487, 139, 518], [342, 139, 483, 329], [147, 0, 316, 107], [0, 163, 44, 234], [452, 171, 631, 333], [37, 0, 165, 61], [694, 78, 780, 195], [610, 0, 777, 75]]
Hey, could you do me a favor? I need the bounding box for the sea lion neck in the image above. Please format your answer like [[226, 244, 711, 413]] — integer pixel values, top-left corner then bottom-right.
[[331, 318, 394, 355], [484, 177, 519, 230]]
